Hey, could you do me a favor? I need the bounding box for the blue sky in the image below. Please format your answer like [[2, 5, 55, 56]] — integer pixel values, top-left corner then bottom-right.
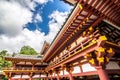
[[0, 0, 73, 53], [27, 0, 72, 35]]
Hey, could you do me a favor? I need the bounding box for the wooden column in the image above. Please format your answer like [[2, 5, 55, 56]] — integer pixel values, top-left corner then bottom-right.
[[66, 65, 74, 80], [96, 67, 109, 80], [50, 75, 53, 80], [31, 62, 36, 70], [56, 74, 60, 80], [29, 77, 32, 80], [8, 72, 12, 80], [45, 73, 49, 80], [32, 65, 34, 70], [55, 69, 60, 80], [68, 73, 74, 80], [20, 73, 22, 80], [45, 78, 49, 80], [79, 62, 83, 73], [48, 71, 53, 80], [29, 72, 33, 80], [8, 78, 12, 80], [13, 61, 17, 70], [61, 64, 66, 77], [49, 71, 53, 80]]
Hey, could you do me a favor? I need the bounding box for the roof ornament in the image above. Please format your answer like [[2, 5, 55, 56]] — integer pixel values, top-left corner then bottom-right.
[[79, 4, 83, 10]]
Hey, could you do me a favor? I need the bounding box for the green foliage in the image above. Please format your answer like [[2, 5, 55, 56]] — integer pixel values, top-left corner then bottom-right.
[[0, 50, 12, 70], [0, 50, 7, 56], [2, 76, 7, 80], [19, 46, 38, 55]]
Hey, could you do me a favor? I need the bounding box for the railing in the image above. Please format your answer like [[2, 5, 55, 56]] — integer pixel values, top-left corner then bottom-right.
[[47, 30, 100, 69], [3, 67, 45, 71]]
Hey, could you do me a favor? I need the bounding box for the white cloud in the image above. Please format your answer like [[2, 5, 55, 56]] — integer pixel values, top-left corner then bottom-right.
[[34, 0, 51, 4], [10, 0, 36, 11], [0, 1, 33, 37], [1, 0, 51, 11], [47, 10, 68, 41], [34, 13, 43, 23], [0, 0, 51, 37], [0, 28, 45, 53], [0, 0, 69, 54]]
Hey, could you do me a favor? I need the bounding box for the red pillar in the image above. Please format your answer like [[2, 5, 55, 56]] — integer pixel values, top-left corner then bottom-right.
[[66, 65, 74, 80], [97, 67, 109, 80], [56, 74, 60, 80], [46, 74, 49, 80], [29, 73, 33, 80], [50, 75, 53, 80], [8, 73, 12, 80], [13, 62, 16, 70], [8, 78, 11, 80], [32, 64, 35, 70], [79, 65, 83, 73], [29, 77, 32, 80], [46, 78, 49, 80], [68, 73, 74, 80]]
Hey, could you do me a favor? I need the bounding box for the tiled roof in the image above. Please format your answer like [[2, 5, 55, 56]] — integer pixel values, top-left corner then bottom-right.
[[5, 54, 43, 60]]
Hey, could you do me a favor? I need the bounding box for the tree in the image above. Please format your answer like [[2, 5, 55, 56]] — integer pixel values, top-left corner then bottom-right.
[[2, 77, 7, 80], [0, 50, 12, 70], [19, 46, 38, 55], [0, 50, 7, 57]]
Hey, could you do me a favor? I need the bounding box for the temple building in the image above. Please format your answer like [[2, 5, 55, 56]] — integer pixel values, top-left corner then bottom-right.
[[3, 0, 120, 80]]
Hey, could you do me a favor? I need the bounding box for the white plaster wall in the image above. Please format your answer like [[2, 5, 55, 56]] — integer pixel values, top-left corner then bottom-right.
[[12, 75, 42, 79], [82, 63, 96, 72], [33, 75, 40, 78], [12, 75, 21, 78], [60, 70, 63, 75], [41, 74, 46, 77], [22, 75, 30, 78], [64, 70, 69, 75], [72, 66, 81, 73]]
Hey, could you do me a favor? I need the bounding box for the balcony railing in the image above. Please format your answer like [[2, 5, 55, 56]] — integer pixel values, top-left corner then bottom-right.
[[46, 30, 100, 69], [3, 67, 45, 71]]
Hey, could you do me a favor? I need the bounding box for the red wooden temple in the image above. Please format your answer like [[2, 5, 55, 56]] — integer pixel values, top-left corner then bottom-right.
[[3, 0, 120, 80]]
